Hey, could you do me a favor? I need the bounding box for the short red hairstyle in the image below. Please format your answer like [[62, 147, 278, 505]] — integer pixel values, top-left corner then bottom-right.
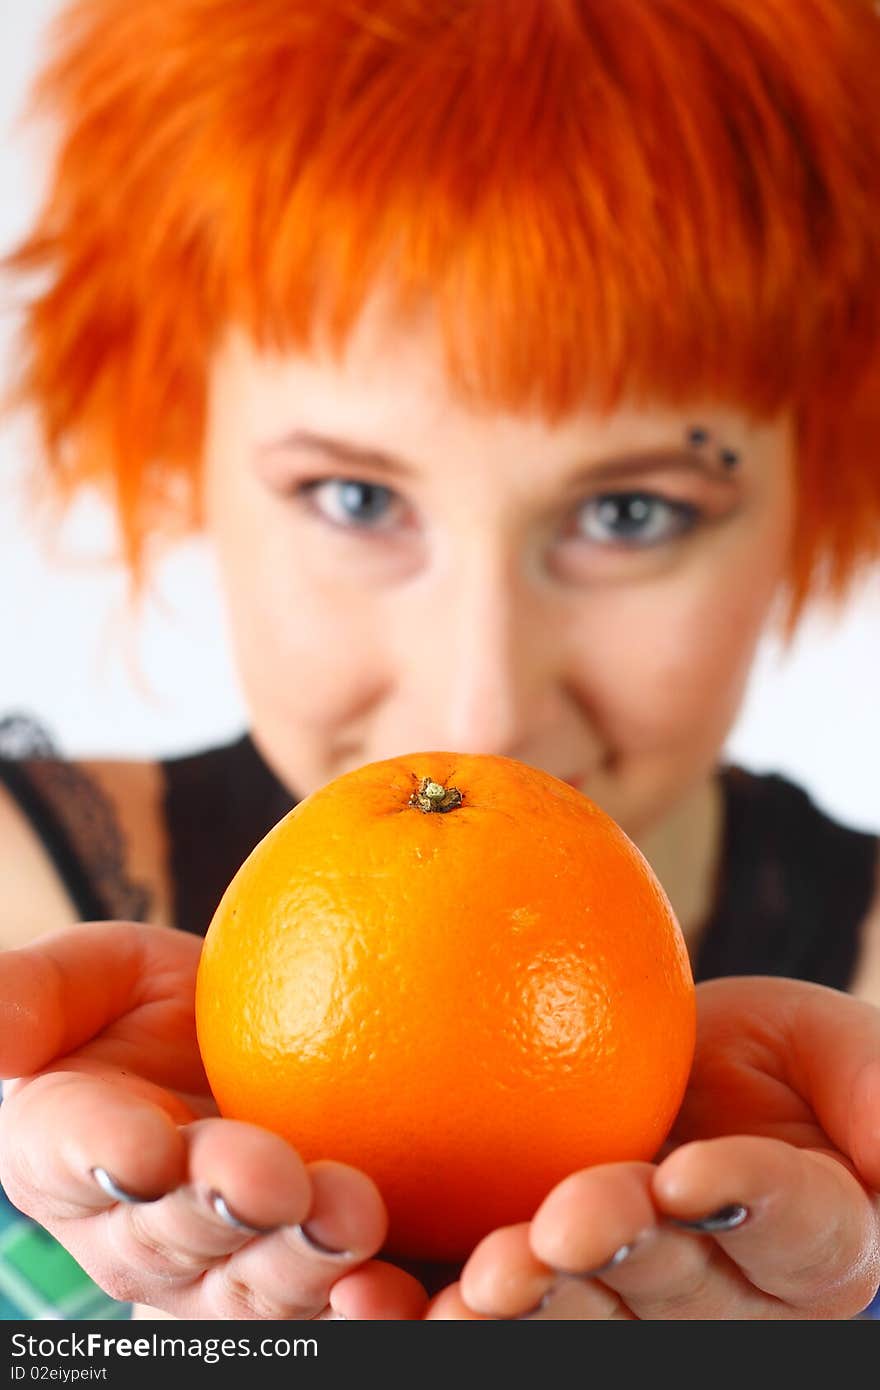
[[4, 0, 880, 622]]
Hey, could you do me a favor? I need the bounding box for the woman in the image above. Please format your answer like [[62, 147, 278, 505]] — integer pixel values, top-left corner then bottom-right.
[[1, 0, 879, 1320]]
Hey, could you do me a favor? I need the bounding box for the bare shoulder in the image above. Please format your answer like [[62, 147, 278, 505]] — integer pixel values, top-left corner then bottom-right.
[[849, 842, 880, 1009], [0, 757, 173, 949]]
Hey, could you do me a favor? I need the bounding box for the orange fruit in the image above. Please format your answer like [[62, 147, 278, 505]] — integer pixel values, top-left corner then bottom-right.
[[195, 752, 696, 1261]]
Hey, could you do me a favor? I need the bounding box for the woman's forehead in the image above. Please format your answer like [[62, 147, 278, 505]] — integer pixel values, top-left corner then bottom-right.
[[211, 315, 789, 464]]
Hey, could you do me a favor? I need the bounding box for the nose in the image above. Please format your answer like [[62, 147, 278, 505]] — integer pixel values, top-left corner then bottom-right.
[[391, 550, 556, 758]]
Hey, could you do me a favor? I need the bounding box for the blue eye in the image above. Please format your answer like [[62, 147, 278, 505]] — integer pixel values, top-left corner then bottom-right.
[[577, 493, 699, 546], [302, 478, 401, 530]]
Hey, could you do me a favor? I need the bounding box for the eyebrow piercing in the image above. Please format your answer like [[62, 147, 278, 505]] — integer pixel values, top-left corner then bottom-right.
[[686, 425, 710, 448], [685, 426, 741, 471]]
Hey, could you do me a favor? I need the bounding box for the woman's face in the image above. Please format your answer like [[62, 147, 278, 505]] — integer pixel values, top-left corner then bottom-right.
[[203, 302, 794, 839]]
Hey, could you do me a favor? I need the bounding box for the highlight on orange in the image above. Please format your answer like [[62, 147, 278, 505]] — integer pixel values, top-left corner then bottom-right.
[[195, 752, 697, 1262], [3, 0, 880, 618]]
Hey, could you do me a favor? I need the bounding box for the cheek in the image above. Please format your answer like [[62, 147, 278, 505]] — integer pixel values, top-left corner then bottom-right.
[[226, 569, 397, 745], [240, 583, 379, 724], [578, 568, 780, 753], [209, 513, 385, 727]]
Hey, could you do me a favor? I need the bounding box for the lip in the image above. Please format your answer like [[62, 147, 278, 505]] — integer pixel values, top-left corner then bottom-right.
[[563, 775, 585, 791]]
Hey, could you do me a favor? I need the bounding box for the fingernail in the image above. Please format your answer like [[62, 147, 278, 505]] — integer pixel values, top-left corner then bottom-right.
[[581, 1242, 635, 1276], [293, 1222, 352, 1259], [208, 1190, 274, 1235], [671, 1203, 749, 1233], [516, 1288, 555, 1319], [551, 1240, 637, 1285], [91, 1166, 158, 1205]]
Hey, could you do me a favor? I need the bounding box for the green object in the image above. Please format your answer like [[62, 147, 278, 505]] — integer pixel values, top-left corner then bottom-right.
[[0, 1187, 131, 1321]]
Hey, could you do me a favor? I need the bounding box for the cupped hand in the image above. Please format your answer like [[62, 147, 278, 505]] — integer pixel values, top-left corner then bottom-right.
[[426, 977, 880, 1320], [0, 921, 428, 1320]]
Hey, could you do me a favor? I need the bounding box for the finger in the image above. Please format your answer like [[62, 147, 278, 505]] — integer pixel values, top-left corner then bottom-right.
[[0, 921, 201, 1079], [328, 1260, 429, 1320], [455, 1164, 660, 1320], [517, 1277, 636, 1320], [529, 1162, 659, 1274], [690, 978, 880, 1188], [523, 1161, 769, 1320], [460, 1223, 630, 1319], [849, 1057, 880, 1192], [654, 1134, 880, 1317], [583, 1221, 770, 1320], [203, 1161, 389, 1318], [460, 1224, 554, 1317], [108, 1119, 314, 1279], [524, 1161, 785, 1320], [423, 1283, 493, 1319], [0, 1071, 189, 1223]]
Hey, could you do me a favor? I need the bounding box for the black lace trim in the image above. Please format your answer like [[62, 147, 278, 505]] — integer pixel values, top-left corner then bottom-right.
[[0, 713, 152, 923], [0, 713, 56, 760]]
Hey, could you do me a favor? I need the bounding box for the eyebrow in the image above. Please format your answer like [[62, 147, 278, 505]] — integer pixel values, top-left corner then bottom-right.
[[256, 430, 416, 478], [568, 450, 739, 488], [255, 430, 739, 487]]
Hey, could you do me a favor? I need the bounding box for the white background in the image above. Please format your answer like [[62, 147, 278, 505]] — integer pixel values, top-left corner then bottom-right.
[[2, 0, 879, 832]]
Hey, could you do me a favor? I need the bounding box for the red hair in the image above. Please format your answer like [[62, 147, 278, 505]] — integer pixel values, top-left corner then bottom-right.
[[4, 0, 880, 621]]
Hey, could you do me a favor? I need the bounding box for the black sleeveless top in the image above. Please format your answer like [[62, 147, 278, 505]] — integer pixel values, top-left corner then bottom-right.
[[0, 720, 877, 987]]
